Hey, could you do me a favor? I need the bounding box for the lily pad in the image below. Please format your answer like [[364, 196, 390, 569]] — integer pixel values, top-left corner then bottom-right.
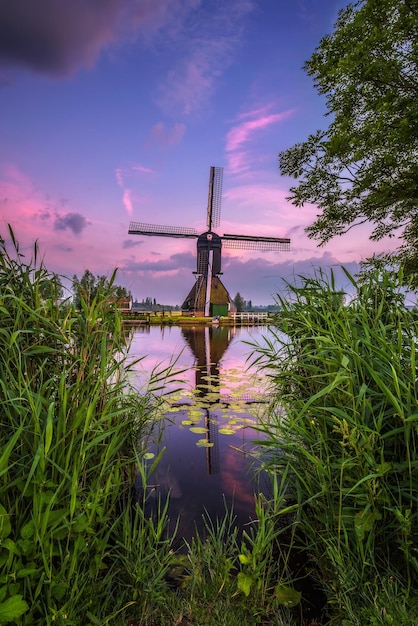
[[196, 439, 214, 448], [181, 420, 193, 426], [218, 427, 235, 435], [189, 427, 208, 434]]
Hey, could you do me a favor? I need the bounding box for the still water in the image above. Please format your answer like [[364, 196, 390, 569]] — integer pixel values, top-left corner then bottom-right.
[[129, 324, 272, 542]]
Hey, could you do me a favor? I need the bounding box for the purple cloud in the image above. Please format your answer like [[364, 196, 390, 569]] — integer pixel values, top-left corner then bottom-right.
[[53, 212, 89, 235], [122, 239, 143, 250], [0, 0, 185, 77]]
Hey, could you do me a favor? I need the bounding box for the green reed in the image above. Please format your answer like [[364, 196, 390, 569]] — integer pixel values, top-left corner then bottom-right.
[[252, 267, 418, 624], [0, 227, 171, 625]]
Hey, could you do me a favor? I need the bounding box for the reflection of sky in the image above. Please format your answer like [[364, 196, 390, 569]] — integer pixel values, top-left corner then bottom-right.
[[130, 325, 272, 542], [129, 324, 271, 397]]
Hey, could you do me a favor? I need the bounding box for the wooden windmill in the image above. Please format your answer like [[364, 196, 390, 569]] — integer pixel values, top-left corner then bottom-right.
[[128, 166, 290, 316]]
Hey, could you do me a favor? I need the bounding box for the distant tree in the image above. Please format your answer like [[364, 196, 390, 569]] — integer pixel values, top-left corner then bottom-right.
[[246, 299, 253, 311], [72, 270, 130, 309], [279, 0, 418, 276], [39, 273, 64, 301], [233, 292, 245, 312]]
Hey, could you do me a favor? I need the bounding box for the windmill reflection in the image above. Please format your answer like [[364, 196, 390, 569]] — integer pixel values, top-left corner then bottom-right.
[[139, 325, 267, 543], [181, 325, 234, 475]]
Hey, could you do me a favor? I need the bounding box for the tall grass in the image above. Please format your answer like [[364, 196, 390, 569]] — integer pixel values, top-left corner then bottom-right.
[[252, 267, 418, 624], [0, 227, 174, 625]]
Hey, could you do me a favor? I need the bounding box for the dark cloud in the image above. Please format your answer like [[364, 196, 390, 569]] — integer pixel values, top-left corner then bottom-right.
[[0, 0, 173, 76], [53, 212, 89, 235], [122, 238, 143, 249], [53, 243, 74, 253], [221, 253, 360, 303], [38, 208, 51, 221], [123, 250, 194, 273]]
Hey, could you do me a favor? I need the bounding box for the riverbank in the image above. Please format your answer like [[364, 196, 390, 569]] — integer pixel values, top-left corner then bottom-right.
[[122, 311, 273, 326]]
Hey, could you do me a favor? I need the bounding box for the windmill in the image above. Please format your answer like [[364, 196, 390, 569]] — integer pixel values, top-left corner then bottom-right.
[[128, 166, 290, 316]]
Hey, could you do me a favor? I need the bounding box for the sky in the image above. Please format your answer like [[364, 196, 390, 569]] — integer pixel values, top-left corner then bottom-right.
[[0, 0, 399, 305]]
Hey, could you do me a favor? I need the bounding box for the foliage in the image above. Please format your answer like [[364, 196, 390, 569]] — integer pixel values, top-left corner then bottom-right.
[[38, 273, 65, 301], [171, 488, 298, 626], [279, 0, 418, 267], [72, 269, 131, 309], [252, 266, 418, 624], [0, 226, 172, 625], [233, 292, 245, 312]]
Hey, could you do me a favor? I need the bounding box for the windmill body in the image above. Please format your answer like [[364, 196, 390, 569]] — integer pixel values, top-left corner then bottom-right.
[[128, 166, 290, 316]]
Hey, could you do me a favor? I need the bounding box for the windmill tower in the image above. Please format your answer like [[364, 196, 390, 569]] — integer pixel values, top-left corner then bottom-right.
[[128, 166, 290, 316]]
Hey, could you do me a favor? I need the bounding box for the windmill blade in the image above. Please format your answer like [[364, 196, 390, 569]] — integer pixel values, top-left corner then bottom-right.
[[221, 233, 290, 251], [129, 221, 198, 239], [206, 166, 223, 230]]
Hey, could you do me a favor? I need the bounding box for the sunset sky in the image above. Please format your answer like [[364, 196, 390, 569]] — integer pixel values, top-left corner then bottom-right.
[[0, 0, 399, 305]]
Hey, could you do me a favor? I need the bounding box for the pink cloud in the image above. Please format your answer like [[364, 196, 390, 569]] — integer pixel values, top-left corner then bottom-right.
[[122, 189, 134, 215], [132, 164, 155, 174], [115, 163, 154, 188], [225, 106, 295, 175], [115, 168, 124, 187], [149, 122, 186, 146], [226, 109, 294, 153]]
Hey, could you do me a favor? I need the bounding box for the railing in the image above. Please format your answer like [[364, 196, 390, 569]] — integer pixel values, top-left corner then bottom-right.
[[230, 312, 270, 324]]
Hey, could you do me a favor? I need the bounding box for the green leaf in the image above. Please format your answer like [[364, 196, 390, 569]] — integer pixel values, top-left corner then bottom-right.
[[237, 571, 253, 597], [0, 504, 11, 541], [238, 553, 251, 565], [0, 595, 29, 621], [20, 520, 35, 540], [354, 509, 382, 541], [274, 584, 301, 607]]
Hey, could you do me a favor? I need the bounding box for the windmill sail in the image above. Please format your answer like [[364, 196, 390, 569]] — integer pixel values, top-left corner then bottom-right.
[[128, 222, 198, 238], [206, 166, 223, 230], [222, 233, 290, 251]]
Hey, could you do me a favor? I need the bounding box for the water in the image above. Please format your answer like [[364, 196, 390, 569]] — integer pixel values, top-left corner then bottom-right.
[[128, 324, 272, 542]]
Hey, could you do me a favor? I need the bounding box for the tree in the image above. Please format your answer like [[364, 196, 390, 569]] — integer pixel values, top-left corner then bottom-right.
[[233, 292, 245, 312], [39, 273, 64, 301], [72, 270, 130, 309], [279, 0, 418, 270]]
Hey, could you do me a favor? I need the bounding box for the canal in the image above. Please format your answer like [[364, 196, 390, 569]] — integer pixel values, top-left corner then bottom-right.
[[128, 324, 273, 543]]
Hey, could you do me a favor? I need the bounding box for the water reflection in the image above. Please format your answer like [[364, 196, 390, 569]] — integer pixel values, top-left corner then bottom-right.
[[130, 324, 269, 542], [180, 326, 232, 475]]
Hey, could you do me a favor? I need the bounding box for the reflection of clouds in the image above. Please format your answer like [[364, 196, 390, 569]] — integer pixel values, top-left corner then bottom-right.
[[220, 448, 256, 513], [129, 326, 270, 398]]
